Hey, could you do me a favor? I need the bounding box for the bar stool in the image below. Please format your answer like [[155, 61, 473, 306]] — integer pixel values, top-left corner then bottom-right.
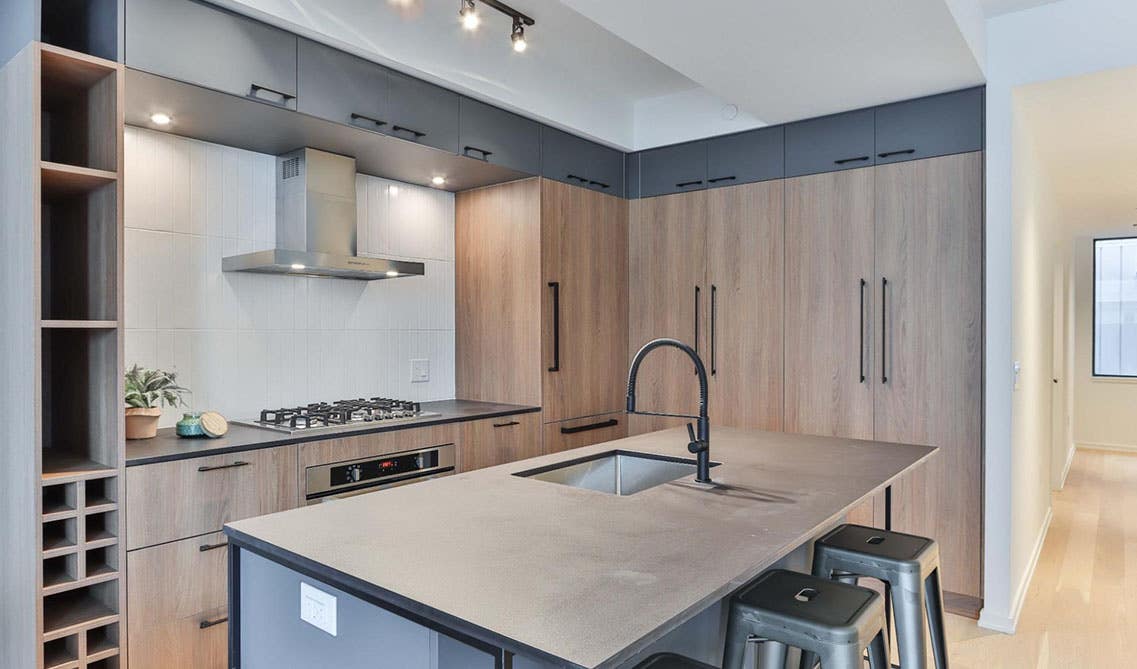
[[803, 524, 949, 669], [723, 569, 890, 669], [634, 653, 718, 668]]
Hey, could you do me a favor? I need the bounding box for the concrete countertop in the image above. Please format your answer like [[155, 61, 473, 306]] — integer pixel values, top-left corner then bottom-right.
[[125, 399, 540, 466], [225, 427, 935, 668]]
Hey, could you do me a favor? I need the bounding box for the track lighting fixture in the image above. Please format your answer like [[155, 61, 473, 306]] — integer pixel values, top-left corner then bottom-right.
[[457, 0, 535, 52]]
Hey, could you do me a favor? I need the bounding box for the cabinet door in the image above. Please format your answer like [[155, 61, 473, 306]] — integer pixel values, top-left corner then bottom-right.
[[458, 412, 542, 472], [706, 126, 785, 187], [297, 38, 388, 130], [639, 141, 707, 198], [386, 70, 459, 153], [705, 181, 784, 430], [874, 88, 983, 164], [874, 152, 983, 599], [127, 532, 229, 669], [784, 168, 875, 440], [625, 151, 641, 199], [785, 109, 875, 177], [125, 0, 297, 107], [458, 97, 539, 174], [627, 191, 708, 434], [540, 127, 623, 196], [544, 412, 628, 454], [541, 179, 629, 422]]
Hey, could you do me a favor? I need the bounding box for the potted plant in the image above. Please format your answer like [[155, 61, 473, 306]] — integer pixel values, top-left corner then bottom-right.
[[124, 364, 190, 440]]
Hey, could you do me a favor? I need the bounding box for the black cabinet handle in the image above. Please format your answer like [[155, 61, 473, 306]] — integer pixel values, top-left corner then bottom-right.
[[710, 284, 717, 376], [493, 420, 520, 428], [859, 279, 866, 383], [463, 146, 494, 160], [693, 286, 700, 372], [392, 124, 427, 138], [566, 174, 589, 184], [199, 616, 228, 630], [708, 176, 736, 184], [197, 461, 249, 473], [350, 112, 387, 128], [199, 541, 228, 552], [834, 156, 870, 165], [878, 149, 916, 158], [676, 180, 704, 188], [548, 281, 560, 372], [588, 180, 610, 189], [881, 277, 889, 384], [560, 418, 618, 435], [248, 83, 295, 107]]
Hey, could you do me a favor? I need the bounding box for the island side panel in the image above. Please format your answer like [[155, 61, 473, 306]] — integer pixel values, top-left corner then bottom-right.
[[235, 549, 498, 669]]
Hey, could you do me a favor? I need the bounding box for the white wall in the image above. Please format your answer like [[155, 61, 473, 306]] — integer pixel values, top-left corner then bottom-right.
[[1072, 236, 1137, 451], [984, 0, 1137, 632], [124, 127, 456, 427]]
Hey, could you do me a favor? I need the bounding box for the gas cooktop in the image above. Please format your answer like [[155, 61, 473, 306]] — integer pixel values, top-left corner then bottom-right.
[[236, 397, 441, 434]]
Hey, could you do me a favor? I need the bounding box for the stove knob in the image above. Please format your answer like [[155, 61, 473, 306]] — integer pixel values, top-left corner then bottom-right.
[[348, 466, 362, 482], [413, 402, 421, 413]]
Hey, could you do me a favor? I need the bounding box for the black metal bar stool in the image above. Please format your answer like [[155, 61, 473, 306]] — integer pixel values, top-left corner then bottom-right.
[[721, 569, 890, 669], [802, 524, 948, 669], [634, 653, 719, 668]]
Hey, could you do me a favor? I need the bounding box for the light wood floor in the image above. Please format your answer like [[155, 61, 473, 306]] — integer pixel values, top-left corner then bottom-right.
[[944, 448, 1137, 668]]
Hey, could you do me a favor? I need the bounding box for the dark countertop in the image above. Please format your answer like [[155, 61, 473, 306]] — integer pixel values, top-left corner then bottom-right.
[[125, 400, 540, 467]]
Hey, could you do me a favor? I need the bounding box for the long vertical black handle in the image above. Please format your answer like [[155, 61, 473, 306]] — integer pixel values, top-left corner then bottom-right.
[[881, 277, 889, 384], [710, 285, 717, 376], [859, 279, 866, 383], [548, 282, 560, 372], [694, 286, 700, 375]]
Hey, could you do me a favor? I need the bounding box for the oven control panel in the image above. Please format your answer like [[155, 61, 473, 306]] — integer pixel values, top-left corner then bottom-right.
[[305, 443, 456, 501], [330, 450, 438, 486]]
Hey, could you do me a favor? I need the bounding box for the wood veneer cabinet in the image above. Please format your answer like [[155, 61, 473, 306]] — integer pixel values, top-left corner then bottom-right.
[[459, 413, 542, 471], [456, 178, 629, 449]]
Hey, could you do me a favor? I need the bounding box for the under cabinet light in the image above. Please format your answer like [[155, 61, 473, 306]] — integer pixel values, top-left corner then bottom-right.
[[150, 113, 172, 126]]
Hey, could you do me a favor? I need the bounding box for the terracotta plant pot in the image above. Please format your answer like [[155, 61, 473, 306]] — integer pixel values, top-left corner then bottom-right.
[[125, 407, 162, 440]]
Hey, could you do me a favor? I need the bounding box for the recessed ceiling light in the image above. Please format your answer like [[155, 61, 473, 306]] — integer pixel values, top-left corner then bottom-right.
[[290, 263, 306, 270], [150, 112, 172, 126], [511, 19, 527, 52], [386, 270, 400, 277], [459, 0, 479, 30], [431, 176, 446, 186]]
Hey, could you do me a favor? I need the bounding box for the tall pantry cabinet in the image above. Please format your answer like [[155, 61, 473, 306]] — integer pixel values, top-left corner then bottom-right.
[[456, 178, 630, 453]]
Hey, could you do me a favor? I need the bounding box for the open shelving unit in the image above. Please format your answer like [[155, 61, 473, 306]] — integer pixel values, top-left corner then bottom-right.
[[2, 41, 126, 669]]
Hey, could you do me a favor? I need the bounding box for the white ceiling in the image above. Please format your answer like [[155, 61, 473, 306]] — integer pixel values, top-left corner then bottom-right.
[[1019, 65, 1137, 236], [981, 0, 1063, 17], [219, 0, 989, 150]]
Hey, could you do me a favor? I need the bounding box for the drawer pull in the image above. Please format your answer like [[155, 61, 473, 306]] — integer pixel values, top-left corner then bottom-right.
[[351, 112, 388, 128], [199, 541, 228, 552], [708, 175, 737, 184], [566, 174, 590, 184], [675, 180, 704, 188], [834, 155, 870, 165], [878, 148, 916, 158], [560, 418, 618, 435], [248, 83, 295, 107], [493, 420, 521, 428], [588, 180, 610, 189], [392, 124, 427, 138], [199, 616, 228, 630], [197, 461, 249, 473], [463, 145, 494, 160]]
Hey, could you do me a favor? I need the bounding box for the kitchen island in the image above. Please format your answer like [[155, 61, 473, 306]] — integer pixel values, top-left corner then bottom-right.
[[224, 427, 934, 668]]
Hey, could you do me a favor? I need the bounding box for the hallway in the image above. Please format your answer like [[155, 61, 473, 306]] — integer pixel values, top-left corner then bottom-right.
[[946, 449, 1137, 667]]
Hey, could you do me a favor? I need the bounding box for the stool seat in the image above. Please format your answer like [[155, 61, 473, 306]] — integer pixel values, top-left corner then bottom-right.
[[733, 569, 882, 645], [815, 524, 937, 575], [634, 652, 718, 669]]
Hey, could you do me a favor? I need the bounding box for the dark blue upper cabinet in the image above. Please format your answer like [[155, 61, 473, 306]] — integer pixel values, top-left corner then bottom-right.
[[386, 70, 459, 153], [625, 152, 641, 200], [297, 39, 389, 130], [639, 141, 707, 198], [874, 87, 984, 164], [126, 0, 298, 108], [540, 127, 624, 197], [458, 97, 539, 174], [706, 126, 785, 187], [785, 109, 876, 178]]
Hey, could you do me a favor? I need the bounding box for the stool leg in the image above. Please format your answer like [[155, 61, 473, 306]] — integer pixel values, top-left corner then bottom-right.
[[798, 649, 819, 669], [867, 630, 890, 669], [819, 645, 863, 669], [924, 568, 950, 669], [757, 639, 788, 669], [723, 610, 754, 669], [894, 572, 929, 669]]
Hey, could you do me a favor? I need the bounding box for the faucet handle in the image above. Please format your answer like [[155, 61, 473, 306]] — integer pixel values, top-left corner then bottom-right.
[[686, 422, 706, 454], [686, 422, 696, 443]]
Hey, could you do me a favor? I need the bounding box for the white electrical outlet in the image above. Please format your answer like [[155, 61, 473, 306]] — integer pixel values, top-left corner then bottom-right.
[[300, 582, 337, 636], [411, 358, 430, 383]]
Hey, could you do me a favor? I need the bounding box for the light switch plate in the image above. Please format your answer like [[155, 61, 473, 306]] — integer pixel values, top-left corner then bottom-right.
[[411, 358, 429, 383], [300, 582, 337, 636]]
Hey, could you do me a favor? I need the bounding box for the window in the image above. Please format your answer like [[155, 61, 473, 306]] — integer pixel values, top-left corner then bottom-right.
[[1094, 237, 1137, 377]]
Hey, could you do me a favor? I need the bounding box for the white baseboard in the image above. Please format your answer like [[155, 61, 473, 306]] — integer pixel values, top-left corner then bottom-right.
[[1077, 441, 1137, 453], [977, 506, 1053, 635], [1058, 443, 1076, 488]]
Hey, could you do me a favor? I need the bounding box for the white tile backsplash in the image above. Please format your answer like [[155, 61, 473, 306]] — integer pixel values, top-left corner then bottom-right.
[[124, 127, 457, 427]]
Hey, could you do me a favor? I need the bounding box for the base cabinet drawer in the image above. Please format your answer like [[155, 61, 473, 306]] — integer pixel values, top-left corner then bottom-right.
[[458, 412, 542, 472], [126, 446, 299, 550], [127, 532, 229, 669], [543, 412, 627, 454]]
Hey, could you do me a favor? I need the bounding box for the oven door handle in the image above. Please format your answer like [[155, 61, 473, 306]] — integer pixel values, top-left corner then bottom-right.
[[306, 468, 454, 504]]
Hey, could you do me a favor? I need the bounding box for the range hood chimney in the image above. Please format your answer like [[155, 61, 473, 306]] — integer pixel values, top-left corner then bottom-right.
[[222, 148, 424, 281]]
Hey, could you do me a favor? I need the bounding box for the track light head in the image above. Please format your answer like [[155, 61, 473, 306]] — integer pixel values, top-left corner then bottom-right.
[[459, 0, 479, 30], [511, 18, 527, 52]]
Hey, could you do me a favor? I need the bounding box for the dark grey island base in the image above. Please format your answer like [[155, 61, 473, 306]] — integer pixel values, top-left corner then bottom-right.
[[225, 427, 934, 668], [125, 399, 540, 466]]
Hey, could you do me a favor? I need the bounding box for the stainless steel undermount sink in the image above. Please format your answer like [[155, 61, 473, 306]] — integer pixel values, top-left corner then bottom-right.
[[514, 450, 718, 496]]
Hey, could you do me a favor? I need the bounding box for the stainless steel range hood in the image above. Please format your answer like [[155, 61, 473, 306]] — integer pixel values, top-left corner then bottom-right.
[[222, 148, 424, 281]]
